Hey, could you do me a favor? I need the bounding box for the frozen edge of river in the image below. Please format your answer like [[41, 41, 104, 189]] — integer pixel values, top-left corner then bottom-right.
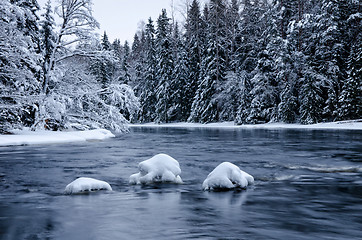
[[0, 129, 115, 147], [130, 120, 362, 131]]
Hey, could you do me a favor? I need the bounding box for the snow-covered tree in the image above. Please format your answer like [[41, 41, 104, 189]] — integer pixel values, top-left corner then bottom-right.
[[337, 2, 361, 120], [190, 0, 228, 123], [169, 23, 190, 121], [0, 0, 41, 132], [184, 0, 203, 119], [40, 0, 56, 82], [154, 9, 173, 123], [42, 0, 99, 94], [138, 18, 157, 122], [119, 41, 131, 85], [101, 31, 111, 50], [37, 55, 139, 132], [118, 0, 361, 125]]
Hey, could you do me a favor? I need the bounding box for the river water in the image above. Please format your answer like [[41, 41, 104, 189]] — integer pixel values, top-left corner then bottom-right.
[[0, 127, 361, 240]]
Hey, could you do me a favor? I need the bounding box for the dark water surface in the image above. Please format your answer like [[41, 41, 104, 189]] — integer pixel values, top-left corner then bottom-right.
[[1, 127, 362, 239]]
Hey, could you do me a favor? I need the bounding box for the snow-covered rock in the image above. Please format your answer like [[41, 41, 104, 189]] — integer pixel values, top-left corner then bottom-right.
[[202, 162, 254, 191], [129, 154, 183, 184], [64, 177, 112, 194]]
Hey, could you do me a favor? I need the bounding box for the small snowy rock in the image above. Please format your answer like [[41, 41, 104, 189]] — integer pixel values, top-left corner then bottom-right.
[[129, 154, 183, 184], [202, 162, 254, 191], [64, 177, 112, 194]]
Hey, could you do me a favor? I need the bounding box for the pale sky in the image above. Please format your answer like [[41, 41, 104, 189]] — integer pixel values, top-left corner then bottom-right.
[[37, 0, 208, 44]]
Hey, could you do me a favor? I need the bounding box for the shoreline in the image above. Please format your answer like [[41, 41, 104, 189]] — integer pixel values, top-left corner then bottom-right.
[[0, 129, 115, 147]]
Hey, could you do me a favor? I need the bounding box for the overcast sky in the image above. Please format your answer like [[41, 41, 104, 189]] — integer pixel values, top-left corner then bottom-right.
[[37, 0, 208, 44]]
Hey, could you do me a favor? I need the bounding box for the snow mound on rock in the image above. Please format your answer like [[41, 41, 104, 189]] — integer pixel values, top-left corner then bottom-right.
[[202, 162, 254, 191], [129, 154, 183, 184], [64, 177, 112, 194]]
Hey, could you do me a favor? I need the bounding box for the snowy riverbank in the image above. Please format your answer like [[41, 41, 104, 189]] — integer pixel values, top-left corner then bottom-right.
[[0, 129, 115, 147], [130, 120, 362, 130], [1, 120, 360, 147]]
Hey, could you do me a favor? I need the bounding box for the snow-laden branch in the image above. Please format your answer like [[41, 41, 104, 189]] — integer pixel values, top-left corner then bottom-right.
[[43, 0, 99, 94]]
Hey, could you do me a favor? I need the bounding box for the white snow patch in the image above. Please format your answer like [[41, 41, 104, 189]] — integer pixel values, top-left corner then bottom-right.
[[202, 162, 254, 191], [0, 129, 115, 146], [130, 119, 362, 130], [64, 177, 112, 194], [129, 154, 183, 184]]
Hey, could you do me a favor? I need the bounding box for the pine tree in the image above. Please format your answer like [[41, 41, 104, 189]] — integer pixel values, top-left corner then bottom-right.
[[338, 34, 362, 120], [235, 0, 266, 124], [248, 49, 277, 123], [131, 31, 146, 100], [190, 0, 228, 123], [155, 9, 173, 123], [308, 0, 351, 121], [184, 0, 203, 119], [299, 73, 323, 124], [111, 38, 122, 61], [337, 1, 361, 120], [101, 31, 111, 50], [89, 37, 115, 89], [169, 23, 189, 121], [225, 0, 240, 71], [40, 0, 56, 86], [276, 0, 304, 123], [138, 18, 157, 122], [120, 40, 131, 84]]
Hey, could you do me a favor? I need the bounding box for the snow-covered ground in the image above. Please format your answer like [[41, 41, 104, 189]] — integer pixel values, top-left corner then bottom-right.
[[130, 120, 362, 130], [0, 129, 115, 147]]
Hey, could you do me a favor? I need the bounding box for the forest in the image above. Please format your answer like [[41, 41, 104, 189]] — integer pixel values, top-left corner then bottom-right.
[[0, 0, 361, 133]]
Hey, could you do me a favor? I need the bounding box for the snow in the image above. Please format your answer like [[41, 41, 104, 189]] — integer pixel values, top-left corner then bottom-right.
[[129, 154, 183, 185], [64, 177, 112, 194], [0, 129, 115, 146], [202, 162, 254, 191], [130, 119, 362, 130]]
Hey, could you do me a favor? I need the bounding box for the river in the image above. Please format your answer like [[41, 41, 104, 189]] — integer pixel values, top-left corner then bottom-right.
[[0, 127, 361, 239]]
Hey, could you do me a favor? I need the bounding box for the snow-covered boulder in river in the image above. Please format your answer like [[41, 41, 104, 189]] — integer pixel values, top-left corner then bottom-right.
[[64, 177, 112, 194], [129, 154, 183, 184], [202, 162, 254, 191]]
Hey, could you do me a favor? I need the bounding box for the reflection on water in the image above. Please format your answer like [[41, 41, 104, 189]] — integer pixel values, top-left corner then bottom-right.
[[0, 127, 361, 239]]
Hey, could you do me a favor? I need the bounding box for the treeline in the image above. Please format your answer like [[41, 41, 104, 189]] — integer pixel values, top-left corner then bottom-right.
[[0, 0, 139, 133], [125, 0, 361, 124], [1, 0, 361, 134]]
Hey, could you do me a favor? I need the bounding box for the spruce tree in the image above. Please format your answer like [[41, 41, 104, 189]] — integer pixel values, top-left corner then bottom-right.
[[337, 1, 361, 120], [120, 41, 131, 84], [338, 39, 362, 120], [184, 0, 203, 119], [190, 0, 227, 123], [101, 31, 111, 50], [139, 18, 157, 122], [235, 0, 266, 124], [155, 9, 173, 123], [40, 0, 56, 86], [169, 23, 189, 121]]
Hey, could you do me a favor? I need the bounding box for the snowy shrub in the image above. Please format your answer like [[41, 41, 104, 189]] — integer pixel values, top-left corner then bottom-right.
[[202, 162, 254, 191], [64, 177, 112, 194], [129, 154, 183, 184]]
